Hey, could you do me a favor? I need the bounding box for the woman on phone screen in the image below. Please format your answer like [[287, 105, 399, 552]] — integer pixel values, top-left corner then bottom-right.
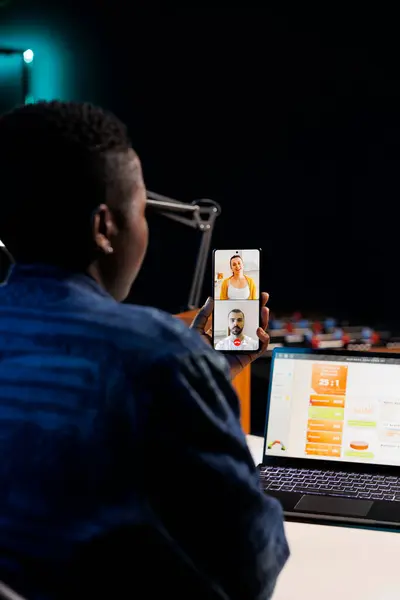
[[219, 255, 257, 300]]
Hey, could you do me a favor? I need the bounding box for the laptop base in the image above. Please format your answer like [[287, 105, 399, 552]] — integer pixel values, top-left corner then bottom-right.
[[266, 489, 400, 530]]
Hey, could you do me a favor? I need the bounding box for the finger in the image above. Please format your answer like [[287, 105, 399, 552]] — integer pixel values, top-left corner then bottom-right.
[[260, 291, 269, 307], [254, 329, 270, 362], [261, 306, 269, 331], [257, 327, 270, 345], [190, 297, 214, 332]]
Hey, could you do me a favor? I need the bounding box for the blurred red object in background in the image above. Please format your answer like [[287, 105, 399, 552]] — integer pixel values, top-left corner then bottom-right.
[[311, 335, 320, 348]]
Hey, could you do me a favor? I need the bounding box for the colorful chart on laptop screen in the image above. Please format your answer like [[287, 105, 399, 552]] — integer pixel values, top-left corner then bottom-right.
[[265, 351, 400, 467]]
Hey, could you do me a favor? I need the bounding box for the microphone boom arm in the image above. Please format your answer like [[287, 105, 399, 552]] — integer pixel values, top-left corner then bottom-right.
[[146, 190, 221, 309]]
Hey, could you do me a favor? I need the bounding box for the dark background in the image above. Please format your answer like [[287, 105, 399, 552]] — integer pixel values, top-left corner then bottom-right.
[[1, 3, 399, 326]]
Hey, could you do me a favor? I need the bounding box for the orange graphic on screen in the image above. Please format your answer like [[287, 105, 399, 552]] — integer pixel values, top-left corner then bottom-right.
[[308, 419, 343, 432], [307, 430, 342, 445], [309, 395, 345, 408], [305, 443, 341, 457], [267, 440, 286, 451], [311, 364, 348, 396], [350, 441, 369, 451]]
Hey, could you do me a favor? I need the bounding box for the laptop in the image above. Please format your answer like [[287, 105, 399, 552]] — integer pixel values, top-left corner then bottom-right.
[[259, 347, 400, 528]]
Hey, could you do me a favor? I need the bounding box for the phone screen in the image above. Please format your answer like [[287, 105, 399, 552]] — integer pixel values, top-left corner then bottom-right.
[[212, 249, 261, 352]]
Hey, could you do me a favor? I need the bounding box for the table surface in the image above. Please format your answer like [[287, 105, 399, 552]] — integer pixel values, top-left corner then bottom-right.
[[246, 435, 400, 600]]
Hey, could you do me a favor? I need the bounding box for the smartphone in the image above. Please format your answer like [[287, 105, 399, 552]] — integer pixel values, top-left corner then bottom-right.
[[212, 249, 262, 353]]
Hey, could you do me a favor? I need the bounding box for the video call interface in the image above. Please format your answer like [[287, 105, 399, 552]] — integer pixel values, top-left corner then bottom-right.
[[213, 249, 260, 352], [266, 353, 400, 467]]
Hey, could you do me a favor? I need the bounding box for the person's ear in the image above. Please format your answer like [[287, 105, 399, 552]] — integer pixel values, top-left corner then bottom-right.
[[92, 204, 118, 255]]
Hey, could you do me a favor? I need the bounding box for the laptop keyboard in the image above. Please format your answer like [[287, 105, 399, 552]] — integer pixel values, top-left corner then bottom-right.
[[260, 466, 400, 502]]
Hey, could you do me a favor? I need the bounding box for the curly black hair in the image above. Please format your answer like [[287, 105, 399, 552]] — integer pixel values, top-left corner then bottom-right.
[[0, 100, 137, 264]]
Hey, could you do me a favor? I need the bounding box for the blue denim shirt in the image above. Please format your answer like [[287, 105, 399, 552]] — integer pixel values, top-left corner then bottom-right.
[[0, 265, 288, 600]]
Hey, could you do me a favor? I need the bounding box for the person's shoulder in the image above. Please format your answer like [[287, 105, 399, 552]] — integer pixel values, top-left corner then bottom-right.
[[94, 302, 222, 365]]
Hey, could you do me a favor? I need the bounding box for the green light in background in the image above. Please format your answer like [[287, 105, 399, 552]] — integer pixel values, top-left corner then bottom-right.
[[0, 51, 22, 112], [23, 49, 34, 64], [0, 27, 74, 100]]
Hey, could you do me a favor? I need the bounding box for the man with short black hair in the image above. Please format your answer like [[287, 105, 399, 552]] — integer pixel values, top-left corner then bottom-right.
[[215, 308, 259, 351], [0, 101, 288, 600]]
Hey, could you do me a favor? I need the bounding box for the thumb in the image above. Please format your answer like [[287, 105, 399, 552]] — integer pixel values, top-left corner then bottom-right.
[[190, 297, 214, 332]]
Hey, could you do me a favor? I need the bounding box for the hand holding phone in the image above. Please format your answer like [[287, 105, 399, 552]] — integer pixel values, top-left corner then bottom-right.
[[212, 249, 262, 353], [190, 292, 269, 379]]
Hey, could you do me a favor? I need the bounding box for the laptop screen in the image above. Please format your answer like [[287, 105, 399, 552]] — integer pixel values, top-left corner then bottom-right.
[[265, 350, 400, 467]]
